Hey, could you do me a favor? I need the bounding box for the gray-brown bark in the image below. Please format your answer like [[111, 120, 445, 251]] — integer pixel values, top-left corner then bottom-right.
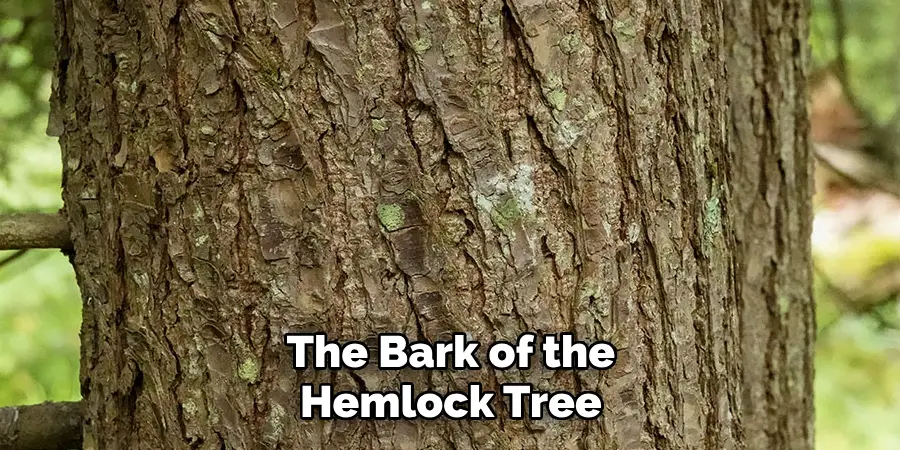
[[52, 0, 812, 449], [726, 2, 815, 449], [0, 401, 83, 450]]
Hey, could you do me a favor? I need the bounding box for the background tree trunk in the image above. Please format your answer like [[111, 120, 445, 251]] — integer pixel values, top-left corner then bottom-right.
[[52, 0, 812, 448], [726, 2, 815, 448]]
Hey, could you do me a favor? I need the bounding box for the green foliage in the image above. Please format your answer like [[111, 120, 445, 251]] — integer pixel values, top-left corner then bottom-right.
[[0, 2, 54, 177], [0, 1, 79, 404], [814, 239, 900, 449], [811, 0, 900, 121], [811, 1, 900, 448], [816, 318, 900, 450], [0, 133, 80, 406], [0, 249, 81, 405]]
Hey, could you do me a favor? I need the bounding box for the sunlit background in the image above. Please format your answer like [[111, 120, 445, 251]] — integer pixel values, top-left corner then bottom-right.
[[1, 1, 899, 448]]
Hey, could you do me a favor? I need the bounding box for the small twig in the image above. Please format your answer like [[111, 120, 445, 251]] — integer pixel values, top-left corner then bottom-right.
[[822, 0, 881, 147], [0, 213, 72, 251], [815, 264, 858, 335], [814, 264, 898, 335], [0, 401, 82, 450], [829, 0, 849, 83], [0, 249, 28, 270], [813, 143, 900, 199]]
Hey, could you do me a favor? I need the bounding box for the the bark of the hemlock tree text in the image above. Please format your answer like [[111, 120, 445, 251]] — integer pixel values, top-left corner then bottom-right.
[[51, 0, 813, 448]]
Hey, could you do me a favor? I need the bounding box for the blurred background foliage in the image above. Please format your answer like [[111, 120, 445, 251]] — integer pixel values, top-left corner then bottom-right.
[[0, 0, 81, 407], [0, 1, 53, 177], [811, 0, 900, 448], [0, 0, 898, 449]]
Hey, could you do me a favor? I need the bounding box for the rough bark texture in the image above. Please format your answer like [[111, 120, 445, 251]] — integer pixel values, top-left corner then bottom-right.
[[726, 1, 815, 448], [0, 401, 83, 450], [52, 0, 812, 448], [725, 0, 816, 448]]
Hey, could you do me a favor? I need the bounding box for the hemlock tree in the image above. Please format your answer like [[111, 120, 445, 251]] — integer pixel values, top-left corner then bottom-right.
[[49, 0, 813, 448]]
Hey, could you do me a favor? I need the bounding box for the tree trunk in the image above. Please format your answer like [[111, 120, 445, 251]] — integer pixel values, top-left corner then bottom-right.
[[52, 0, 812, 448]]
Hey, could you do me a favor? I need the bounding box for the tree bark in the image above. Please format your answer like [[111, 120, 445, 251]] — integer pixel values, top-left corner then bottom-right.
[[726, 2, 815, 449], [52, 0, 812, 448]]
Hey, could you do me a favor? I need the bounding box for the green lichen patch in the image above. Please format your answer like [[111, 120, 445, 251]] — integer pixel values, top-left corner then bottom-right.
[[547, 89, 567, 111], [778, 296, 790, 317], [706, 158, 719, 180], [613, 17, 637, 39], [238, 358, 260, 383], [412, 36, 433, 54], [704, 196, 721, 230], [559, 34, 582, 54], [371, 118, 388, 132], [702, 194, 722, 253], [490, 197, 523, 231], [377, 203, 405, 231]]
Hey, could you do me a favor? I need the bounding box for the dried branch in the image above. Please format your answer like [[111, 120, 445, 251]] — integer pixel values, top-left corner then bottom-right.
[[0, 213, 72, 251], [0, 401, 82, 450]]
